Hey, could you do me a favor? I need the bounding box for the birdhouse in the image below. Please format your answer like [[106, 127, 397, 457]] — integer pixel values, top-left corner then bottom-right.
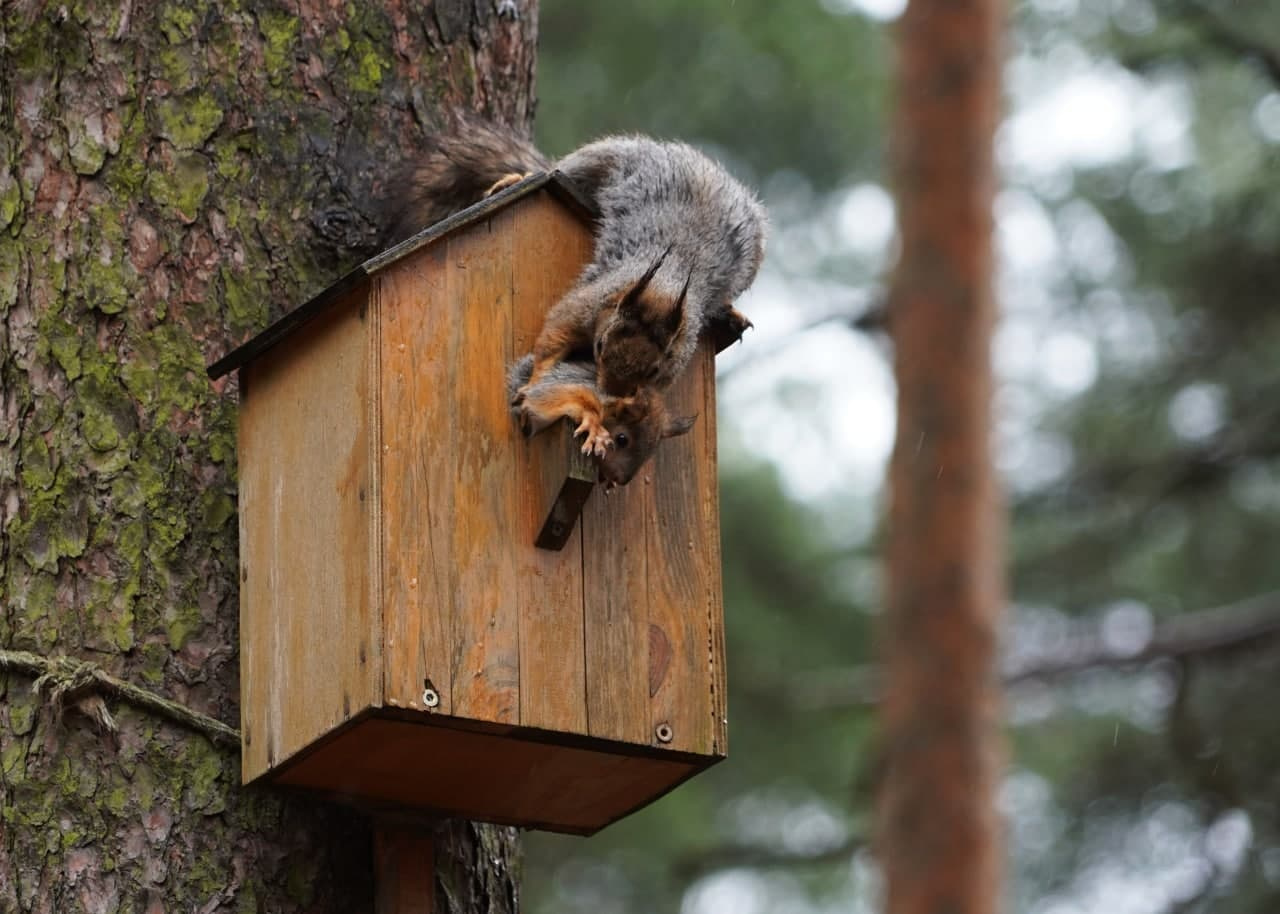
[[208, 173, 728, 835]]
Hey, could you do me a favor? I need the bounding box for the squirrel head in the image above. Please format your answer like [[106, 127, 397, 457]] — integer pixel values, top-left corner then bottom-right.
[[594, 249, 691, 398], [597, 389, 697, 487]]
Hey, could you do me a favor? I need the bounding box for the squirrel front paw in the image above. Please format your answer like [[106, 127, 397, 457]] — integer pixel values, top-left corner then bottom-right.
[[725, 306, 754, 341], [573, 414, 612, 458], [515, 405, 536, 439]]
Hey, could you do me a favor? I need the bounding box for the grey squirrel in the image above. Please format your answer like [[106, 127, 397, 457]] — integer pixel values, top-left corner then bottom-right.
[[505, 354, 695, 488], [386, 115, 767, 476]]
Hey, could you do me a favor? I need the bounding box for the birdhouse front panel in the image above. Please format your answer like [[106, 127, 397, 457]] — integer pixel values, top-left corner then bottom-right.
[[224, 176, 727, 834]]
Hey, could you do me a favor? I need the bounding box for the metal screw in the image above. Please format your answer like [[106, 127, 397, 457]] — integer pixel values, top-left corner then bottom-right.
[[422, 688, 440, 709], [655, 723, 673, 744]]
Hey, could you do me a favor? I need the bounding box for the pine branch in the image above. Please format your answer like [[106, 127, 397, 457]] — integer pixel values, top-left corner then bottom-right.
[[673, 834, 865, 881], [1183, 2, 1280, 87], [787, 591, 1280, 711]]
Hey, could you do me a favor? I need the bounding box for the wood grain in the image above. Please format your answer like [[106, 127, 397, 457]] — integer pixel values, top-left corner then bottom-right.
[[238, 286, 380, 781], [582, 478, 651, 745], [511, 195, 595, 732], [701, 346, 730, 755], [378, 244, 455, 715], [646, 342, 719, 755], [447, 210, 520, 724]]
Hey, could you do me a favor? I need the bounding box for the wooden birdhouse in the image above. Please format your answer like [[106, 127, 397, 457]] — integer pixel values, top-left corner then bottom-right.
[[208, 174, 728, 835]]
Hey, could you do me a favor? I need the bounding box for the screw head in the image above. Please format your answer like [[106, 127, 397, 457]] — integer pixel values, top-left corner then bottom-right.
[[655, 723, 673, 744], [422, 688, 440, 709]]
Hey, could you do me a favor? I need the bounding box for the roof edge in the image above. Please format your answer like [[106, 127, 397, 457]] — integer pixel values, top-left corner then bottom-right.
[[207, 171, 596, 380]]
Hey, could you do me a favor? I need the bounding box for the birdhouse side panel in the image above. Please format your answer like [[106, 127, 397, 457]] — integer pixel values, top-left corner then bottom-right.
[[510, 194, 596, 734], [579, 342, 724, 756], [238, 289, 382, 782], [647, 343, 727, 757], [582, 481, 652, 745]]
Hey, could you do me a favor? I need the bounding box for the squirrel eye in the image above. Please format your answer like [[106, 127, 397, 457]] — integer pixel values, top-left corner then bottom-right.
[[615, 432, 630, 449]]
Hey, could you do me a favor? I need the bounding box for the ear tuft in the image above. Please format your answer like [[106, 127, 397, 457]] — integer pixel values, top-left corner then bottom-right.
[[620, 246, 673, 317], [665, 268, 693, 340], [663, 413, 698, 439]]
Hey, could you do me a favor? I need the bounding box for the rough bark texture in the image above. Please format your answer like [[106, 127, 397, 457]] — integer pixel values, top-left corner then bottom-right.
[[879, 1, 1005, 913], [0, 1, 535, 910]]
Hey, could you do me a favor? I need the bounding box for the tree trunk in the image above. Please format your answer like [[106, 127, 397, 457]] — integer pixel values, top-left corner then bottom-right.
[[0, 1, 535, 911], [878, 1, 1005, 913]]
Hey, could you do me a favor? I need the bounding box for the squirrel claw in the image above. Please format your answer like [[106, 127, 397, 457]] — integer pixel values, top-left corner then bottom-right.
[[725, 306, 754, 341], [573, 416, 612, 457]]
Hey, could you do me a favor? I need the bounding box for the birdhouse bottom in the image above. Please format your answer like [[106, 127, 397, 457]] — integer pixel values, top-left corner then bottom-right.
[[261, 709, 715, 835]]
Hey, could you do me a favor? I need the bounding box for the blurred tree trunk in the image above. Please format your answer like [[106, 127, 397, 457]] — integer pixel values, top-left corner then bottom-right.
[[878, 0, 1005, 913], [0, 1, 534, 911]]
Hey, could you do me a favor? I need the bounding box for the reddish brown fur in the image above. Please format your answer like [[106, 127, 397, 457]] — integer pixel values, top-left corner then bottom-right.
[[510, 357, 695, 487]]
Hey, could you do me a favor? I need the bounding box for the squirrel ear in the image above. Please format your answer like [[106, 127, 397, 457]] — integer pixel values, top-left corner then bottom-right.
[[665, 268, 693, 339], [662, 413, 698, 439], [620, 245, 673, 316]]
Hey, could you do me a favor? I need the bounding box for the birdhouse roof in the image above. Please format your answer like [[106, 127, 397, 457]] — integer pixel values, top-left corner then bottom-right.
[[206, 171, 595, 380]]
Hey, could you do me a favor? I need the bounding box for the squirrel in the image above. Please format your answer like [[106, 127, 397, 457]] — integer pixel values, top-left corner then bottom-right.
[[384, 116, 768, 401], [506, 354, 696, 488]]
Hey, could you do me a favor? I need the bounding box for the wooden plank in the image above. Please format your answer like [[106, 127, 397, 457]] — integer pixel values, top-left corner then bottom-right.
[[646, 343, 719, 755], [378, 244, 456, 715], [582, 477, 651, 746], [700, 348, 729, 755], [238, 286, 380, 781], [274, 716, 707, 835], [447, 210, 520, 724], [374, 825, 435, 914], [511, 193, 595, 733]]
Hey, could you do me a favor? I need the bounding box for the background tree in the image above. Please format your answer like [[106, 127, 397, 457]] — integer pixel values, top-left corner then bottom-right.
[[0, 1, 534, 910], [527, 2, 1280, 913], [878, 0, 1005, 912]]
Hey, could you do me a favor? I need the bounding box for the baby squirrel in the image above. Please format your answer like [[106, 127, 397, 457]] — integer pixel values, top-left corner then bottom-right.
[[506, 354, 695, 488], [386, 116, 768, 398]]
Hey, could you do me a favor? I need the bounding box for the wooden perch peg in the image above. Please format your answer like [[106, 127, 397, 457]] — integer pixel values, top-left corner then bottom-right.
[[535, 423, 597, 551]]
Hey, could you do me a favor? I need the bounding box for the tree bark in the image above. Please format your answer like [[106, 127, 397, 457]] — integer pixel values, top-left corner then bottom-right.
[[878, 1, 1005, 913], [0, 1, 535, 911]]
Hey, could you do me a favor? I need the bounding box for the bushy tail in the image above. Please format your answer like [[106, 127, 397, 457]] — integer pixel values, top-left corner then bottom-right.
[[380, 115, 550, 246]]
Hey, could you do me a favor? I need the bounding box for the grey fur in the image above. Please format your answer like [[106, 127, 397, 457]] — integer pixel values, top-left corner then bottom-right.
[[554, 136, 768, 384], [387, 120, 768, 390]]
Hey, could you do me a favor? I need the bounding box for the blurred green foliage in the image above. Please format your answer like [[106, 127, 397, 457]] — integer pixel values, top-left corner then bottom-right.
[[535, 0, 890, 189], [528, 0, 1280, 912]]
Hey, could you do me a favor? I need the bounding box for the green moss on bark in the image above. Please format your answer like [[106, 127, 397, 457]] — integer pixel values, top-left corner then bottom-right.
[[154, 92, 225, 150], [147, 152, 211, 223]]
